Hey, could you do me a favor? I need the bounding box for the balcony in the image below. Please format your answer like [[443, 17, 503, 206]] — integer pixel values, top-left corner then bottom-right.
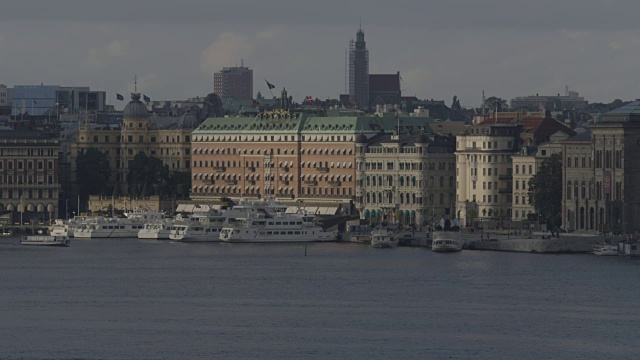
[[499, 174, 513, 180], [499, 188, 512, 194], [250, 167, 256, 172], [203, 180, 214, 185], [315, 167, 330, 173], [212, 166, 226, 172], [283, 167, 289, 172], [329, 181, 342, 187], [224, 180, 238, 185], [304, 180, 318, 186]]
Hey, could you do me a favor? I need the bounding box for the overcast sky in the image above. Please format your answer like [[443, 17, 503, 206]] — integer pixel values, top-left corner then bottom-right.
[[1, 0, 639, 109]]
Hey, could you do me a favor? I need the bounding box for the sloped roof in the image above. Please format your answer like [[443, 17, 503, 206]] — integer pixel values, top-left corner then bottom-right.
[[520, 117, 576, 138], [606, 100, 640, 115], [562, 128, 592, 142]]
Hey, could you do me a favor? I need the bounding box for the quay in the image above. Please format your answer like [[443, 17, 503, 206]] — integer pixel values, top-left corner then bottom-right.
[[465, 233, 604, 253]]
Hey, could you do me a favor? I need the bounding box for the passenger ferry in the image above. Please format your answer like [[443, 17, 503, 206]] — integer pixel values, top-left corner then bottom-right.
[[21, 235, 70, 247], [48, 215, 107, 237], [74, 211, 165, 238], [169, 200, 288, 242], [219, 212, 337, 243], [138, 219, 175, 240]]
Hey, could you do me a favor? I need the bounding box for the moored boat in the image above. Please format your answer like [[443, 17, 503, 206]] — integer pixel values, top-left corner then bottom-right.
[[370, 227, 399, 248], [593, 244, 618, 256], [219, 212, 337, 243], [21, 235, 70, 247]]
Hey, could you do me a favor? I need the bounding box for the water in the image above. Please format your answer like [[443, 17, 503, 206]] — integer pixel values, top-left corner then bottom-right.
[[1, 238, 639, 359]]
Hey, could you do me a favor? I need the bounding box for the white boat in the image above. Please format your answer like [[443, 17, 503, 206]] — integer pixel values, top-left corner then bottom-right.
[[170, 200, 288, 242], [74, 211, 165, 238], [219, 212, 337, 243], [431, 231, 463, 252], [138, 219, 174, 240], [593, 244, 618, 256], [1, 227, 11, 236], [21, 235, 70, 247], [370, 227, 399, 248], [49, 215, 108, 237]]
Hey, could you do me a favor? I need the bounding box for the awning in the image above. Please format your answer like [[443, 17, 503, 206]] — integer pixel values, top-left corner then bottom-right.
[[285, 206, 299, 214], [176, 204, 186, 212], [184, 204, 195, 213]]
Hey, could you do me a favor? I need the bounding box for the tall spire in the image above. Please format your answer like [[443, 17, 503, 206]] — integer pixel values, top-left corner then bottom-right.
[[134, 74, 138, 93]]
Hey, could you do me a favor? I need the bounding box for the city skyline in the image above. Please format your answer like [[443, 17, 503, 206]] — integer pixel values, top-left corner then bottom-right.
[[2, 0, 640, 108]]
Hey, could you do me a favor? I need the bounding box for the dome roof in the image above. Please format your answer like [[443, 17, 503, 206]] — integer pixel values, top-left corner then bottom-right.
[[176, 108, 200, 129], [415, 134, 428, 143], [123, 93, 149, 119], [355, 134, 367, 143]]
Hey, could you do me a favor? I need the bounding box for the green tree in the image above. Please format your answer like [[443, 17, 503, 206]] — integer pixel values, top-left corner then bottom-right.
[[485, 96, 509, 112], [76, 148, 111, 197], [528, 153, 562, 228], [201, 93, 224, 120], [127, 152, 170, 197]]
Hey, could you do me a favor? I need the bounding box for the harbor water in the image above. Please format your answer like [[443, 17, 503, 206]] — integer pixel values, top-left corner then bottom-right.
[[1, 237, 639, 359]]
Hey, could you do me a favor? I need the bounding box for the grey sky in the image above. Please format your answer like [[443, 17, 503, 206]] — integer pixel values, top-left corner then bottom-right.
[[1, 0, 639, 109]]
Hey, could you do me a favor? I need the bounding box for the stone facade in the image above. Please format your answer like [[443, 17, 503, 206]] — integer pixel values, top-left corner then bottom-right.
[[71, 93, 197, 190], [355, 133, 456, 228], [560, 131, 594, 231], [456, 123, 522, 226], [0, 132, 60, 222], [190, 110, 436, 213]]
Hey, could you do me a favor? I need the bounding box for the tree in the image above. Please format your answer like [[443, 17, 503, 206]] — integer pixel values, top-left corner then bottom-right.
[[127, 152, 170, 198], [76, 148, 111, 197], [157, 171, 191, 199], [201, 93, 224, 120], [484, 96, 509, 113], [528, 153, 562, 228]]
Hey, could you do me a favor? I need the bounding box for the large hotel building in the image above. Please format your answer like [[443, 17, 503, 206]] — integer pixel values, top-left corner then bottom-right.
[[189, 110, 455, 217]]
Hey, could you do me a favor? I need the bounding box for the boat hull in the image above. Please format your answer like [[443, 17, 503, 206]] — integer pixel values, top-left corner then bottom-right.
[[21, 236, 70, 247]]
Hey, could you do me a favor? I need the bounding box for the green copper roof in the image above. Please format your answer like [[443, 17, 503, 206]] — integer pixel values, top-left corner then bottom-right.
[[194, 112, 434, 134]]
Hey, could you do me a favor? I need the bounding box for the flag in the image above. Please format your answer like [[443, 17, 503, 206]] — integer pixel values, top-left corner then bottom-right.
[[306, 96, 313, 104], [143, 94, 151, 102], [265, 79, 275, 90], [116, 93, 124, 101]]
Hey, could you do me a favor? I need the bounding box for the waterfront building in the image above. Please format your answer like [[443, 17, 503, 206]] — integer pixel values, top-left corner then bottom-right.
[[560, 130, 593, 231], [456, 123, 522, 226], [348, 27, 369, 109], [0, 130, 60, 223], [563, 101, 640, 234], [355, 132, 456, 228], [190, 109, 436, 213], [214, 66, 253, 100], [511, 136, 566, 222], [71, 93, 198, 189]]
